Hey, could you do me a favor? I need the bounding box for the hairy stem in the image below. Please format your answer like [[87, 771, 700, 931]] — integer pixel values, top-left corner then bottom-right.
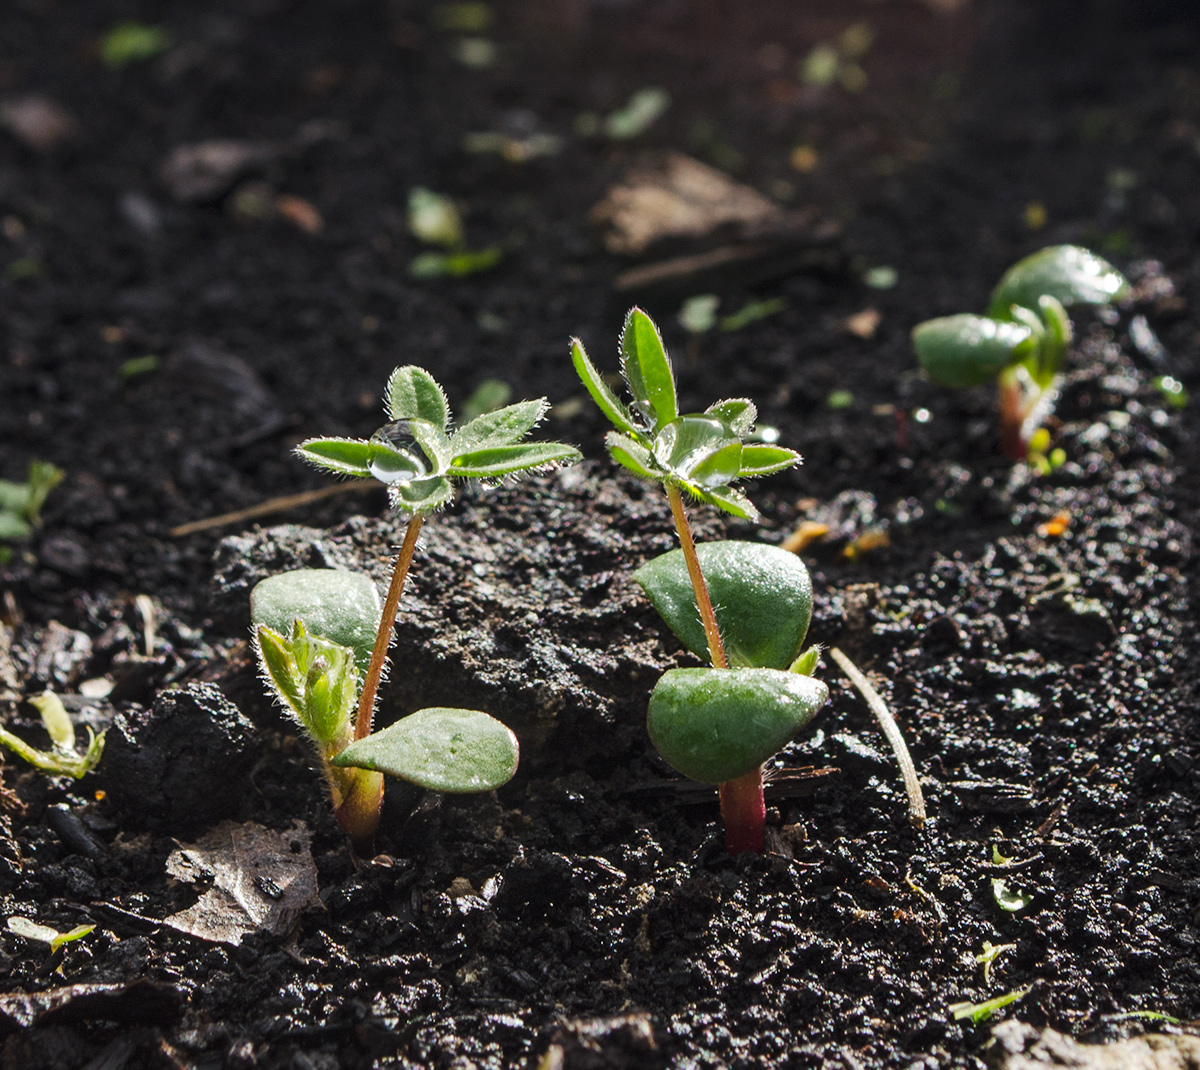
[[355, 513, 424, 741], [667, 485, 766, 854], [666, 484, 727, 669]]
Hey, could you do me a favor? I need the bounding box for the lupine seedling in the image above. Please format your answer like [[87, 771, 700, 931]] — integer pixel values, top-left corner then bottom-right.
[[571, 308, 829, 855], [912, 245, 1129, 459], [256, 368, 580, 851]]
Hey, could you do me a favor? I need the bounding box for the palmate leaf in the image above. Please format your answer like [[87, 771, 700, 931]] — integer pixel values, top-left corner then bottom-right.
[[331, 707, 519, 793], [987, 244, 1130, 319], [619, 308, 678, 429], [912, 314, 1036, 389], [385, 366, 450, 430], [451, 399, 548, 454], [450, 442, 580, 478], [572, 338, 641, 437], [647, 667, 827, 783], [296, 438, 373, 478], [738, 444, 802, 478]]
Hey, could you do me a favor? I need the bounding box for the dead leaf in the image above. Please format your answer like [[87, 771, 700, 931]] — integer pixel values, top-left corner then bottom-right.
[[163, 820, 318, 946], [844, 307, 881, 338], [275, 194, 324, 234], [591, 152, 785, 256]]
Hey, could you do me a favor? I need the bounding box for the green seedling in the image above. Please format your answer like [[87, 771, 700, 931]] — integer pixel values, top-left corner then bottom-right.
[[912, 245, 1129, 459], [98, 22, 171, 69], [268, 369, 580, 850], [949, 986, 1032, 1024], [0, 461, 64, 542], [0, 691, 105, 779], [572, 308, 827, 855], [7, 916, 95, 953], [406, 188, 502, 280]]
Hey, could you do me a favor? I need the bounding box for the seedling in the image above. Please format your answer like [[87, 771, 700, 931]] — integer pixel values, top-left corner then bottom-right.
[[407, 188, 502, 279], [259, 369, 580, 850], [0, 460, 64, 543], [912, 245, 1129, 459], [0, 691, 105, 778], [572, 308, 828, 854], [7, 916, 95, 953]]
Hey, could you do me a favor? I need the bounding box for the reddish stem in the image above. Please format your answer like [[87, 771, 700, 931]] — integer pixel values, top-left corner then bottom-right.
[[355, 513, 424, 741], [665, 484, 766, 855], [997, 373, 1029, 461]]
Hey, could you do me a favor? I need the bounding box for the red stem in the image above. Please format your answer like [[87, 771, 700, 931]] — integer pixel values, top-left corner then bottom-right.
[[665, 484, 766, 855], [997, 372, 1029, 461], [355, 513, 424, 741]]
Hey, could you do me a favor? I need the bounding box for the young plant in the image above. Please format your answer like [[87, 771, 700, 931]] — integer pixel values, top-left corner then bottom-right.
[[911, 245, 1129, 459], [572, 308, 828, 854], [262, 369, 580, 850], [0, 461, 64, 543], [0, 691, 105, 778]]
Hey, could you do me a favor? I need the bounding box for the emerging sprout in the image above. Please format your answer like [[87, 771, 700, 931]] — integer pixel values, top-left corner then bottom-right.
[[262, 368, 579, 851], [0, 691, 105, 779], [572, 308, 826, 855], [912, 245, 1129, 459]]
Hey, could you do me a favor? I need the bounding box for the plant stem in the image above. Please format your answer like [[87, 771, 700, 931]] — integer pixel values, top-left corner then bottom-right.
[[355, 513, 424, 741], [666, 484, 726, 669], [666, 484, 765, 855], [997, 371, 1028, 461]]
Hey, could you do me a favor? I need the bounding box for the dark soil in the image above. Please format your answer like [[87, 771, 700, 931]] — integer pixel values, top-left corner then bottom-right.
[[2, 1, 1200, 1067]]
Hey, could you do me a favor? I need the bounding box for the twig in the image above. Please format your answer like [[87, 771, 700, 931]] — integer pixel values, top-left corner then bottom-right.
[[828, 646, 926, 829], [168, 482, 372, 537]]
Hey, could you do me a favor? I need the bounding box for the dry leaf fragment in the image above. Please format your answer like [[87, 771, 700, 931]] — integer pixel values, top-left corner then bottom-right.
[[163, 820, 318, 946], [781, 521, 830, 554], [275, 194, 324, 234], [844, 307, 881, 339]]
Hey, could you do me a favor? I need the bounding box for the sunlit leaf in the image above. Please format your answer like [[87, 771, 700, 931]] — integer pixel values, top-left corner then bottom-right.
[[331, 707, 519, 792], [912, 315, 1035, 388], [705, 398, 757, 437], [451, 399, 548, 454], [690, 483, 759, 521], [635, 540, 814, 669], [738, 444, 801, 477], [385, 366, 451, 430], [689, 441, 743, 488], [295, 438, 373, 478], [988, 244, 1129, 318], [620, 308, 678, 429], [572, 338, 640, 437], [605, 433, 660, 481], [648, 667, 827, 783], [450, 442, 580, 478], [388, 475, 454, 514]]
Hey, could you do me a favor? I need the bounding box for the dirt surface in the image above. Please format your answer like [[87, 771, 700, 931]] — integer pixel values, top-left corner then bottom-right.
[[2, 1, 1200, 1067]]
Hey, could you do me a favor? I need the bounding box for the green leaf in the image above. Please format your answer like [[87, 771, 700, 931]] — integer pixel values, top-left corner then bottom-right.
[[250, 569, 382, 673], [653, 416, 735, 478], [635, 540, 814, 669], [295, 438, 373, 478], [366, 436, 428, 484], [992, 877, 1033, 913], [407, 187, 464, 248], [409, 419, 453, 474], [50, 924, 95, 952], [738, 445, 802, 478], [949, 987, 1031, 1025], [99, 21, 171, 69], [988, 244, 1129, 318], [604, 433, 661, 482], [451, 399, 548, 454], [620, 308, 678, 429], [0, 480, 28, 514], [1034, 294, 1071, 383], [689, 483, 759, 521], [450, 442, 580, 478], [689, 441, 743, 488], [331, 707, 519, 792], [461, 379, 512, 422], [24, 462, 64, 524], [0, 512, 31, 541], [572, 338, 640, 437], [255, 625, 305, 715], [706, 398, 757, 437], [385, 366, 451, 430], [27, 692, 75, 751], [388, 475, 454, 514], [254, 622, 358, 748], [647, 667, 827, 783], [912, 315, 1036, 389]]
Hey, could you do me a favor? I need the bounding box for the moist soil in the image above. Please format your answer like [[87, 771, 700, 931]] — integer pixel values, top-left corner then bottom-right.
[[2, 2, 1200, 1067]]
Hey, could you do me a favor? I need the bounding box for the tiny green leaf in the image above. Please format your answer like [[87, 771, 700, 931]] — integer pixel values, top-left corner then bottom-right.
[[912, 315, 1036, 388], [451, 399, 549, 454], [388, 475, 454, 514], [27, 691, 75, 751], [295, 438, 373, 479], [251, 569, 382, 673], [738, 444, 802, 478], [331, 707, 519, 792], [992, 877, 1033, 913], [620, 308, 678, 429], [99, 22, 171, 69], [450, 443, 580, 478], [636, 540, 814, 669], [0, 513, 31, 541], [254, 622, 358, 748], [407, 187, 464, 248], [690, 483, 759, 521], [386, 366, 451, 430], [605, 433, 660, 481], [988, 244, 1129, 319], [949, 987, 1032, 1025], [408, 419, 453, 474], [705, 399, 757, 437], [689, 441, 744, 488], [24, 462, 64, 525], [653, 416, 735, 479], [789, 645, 822, 676], [367, 436, 428, 484], [572, 337, 641, 437], [647, 667, 828, 783]]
